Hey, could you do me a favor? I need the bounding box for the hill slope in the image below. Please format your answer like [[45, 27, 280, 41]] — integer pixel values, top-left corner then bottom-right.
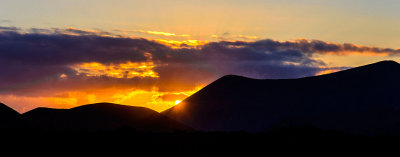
[[0, 103, 21, 128], [22, 103, 192, 132], [162, 61, 400, 134]]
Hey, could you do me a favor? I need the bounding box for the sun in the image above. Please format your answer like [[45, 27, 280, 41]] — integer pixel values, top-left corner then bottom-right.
[[174, 100, 182, 105]]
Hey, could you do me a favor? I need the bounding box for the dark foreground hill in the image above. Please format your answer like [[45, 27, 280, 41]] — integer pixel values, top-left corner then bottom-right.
[[2, 126, 396, 155], [0, 103, 20, 128], [22, 103, 192, 132], [0, 103, 392, 154], [162, 61, 400, 134]]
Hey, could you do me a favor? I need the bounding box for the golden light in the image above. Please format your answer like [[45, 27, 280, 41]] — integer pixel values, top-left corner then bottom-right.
[[38, 86, 203, 113], [316, 69, 340, 76], [155, 39, 208, 48], [145, 30, 190, 37], [174, 100, 182, 105], [59, 74, 67, 78], [71, 61, 159, 78]]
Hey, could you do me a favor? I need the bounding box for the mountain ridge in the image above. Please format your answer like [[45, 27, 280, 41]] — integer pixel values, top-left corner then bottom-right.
[[0, 102, 192, 132], [0, 60, 399, 134], [0, 102, 21, 128], [162, 60, 400, 134]]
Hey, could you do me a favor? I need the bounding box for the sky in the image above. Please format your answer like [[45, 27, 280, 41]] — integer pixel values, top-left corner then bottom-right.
[[0, 0, 399, 113]]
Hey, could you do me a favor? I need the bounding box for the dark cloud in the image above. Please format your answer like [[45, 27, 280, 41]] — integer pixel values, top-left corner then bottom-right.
[[215, 39, 400, 54], [0, 32, 163, 65], [61, 27, 114, 36], [0, 26, 19, 31], [4, 27, 394, 96]]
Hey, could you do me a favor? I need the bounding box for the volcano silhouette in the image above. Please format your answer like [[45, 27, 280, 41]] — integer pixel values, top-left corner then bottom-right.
[[162, 61, 400, 134]]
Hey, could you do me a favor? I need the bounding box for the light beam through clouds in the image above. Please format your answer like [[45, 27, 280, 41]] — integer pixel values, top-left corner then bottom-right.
[[0, 27, 399, 113]]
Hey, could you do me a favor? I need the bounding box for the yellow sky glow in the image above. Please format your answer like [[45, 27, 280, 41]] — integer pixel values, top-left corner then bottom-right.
[[155, 39, 208, 48], [71, 61, 160, 78]]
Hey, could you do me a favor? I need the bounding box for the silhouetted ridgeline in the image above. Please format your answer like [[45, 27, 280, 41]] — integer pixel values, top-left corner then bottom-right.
[[2, 61, 400, 154], [0, 103, 395, 154], [20, 103, 192, 132], [163, 61, 400, 135], [0, 103, 20, 128]]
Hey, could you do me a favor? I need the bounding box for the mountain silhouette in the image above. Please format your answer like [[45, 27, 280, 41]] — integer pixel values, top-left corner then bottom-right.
[[162, 60, 400, 134], [0, 103, 20, 128], [22, 103, 192, 132]]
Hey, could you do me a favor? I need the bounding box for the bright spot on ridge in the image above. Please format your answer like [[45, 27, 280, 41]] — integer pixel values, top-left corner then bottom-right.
[[175, 100, 182, 105]]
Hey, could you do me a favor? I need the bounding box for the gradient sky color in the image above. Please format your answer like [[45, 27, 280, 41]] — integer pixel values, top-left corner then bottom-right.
[[1, 0, 400, 113], [1, 0, 400, 48]]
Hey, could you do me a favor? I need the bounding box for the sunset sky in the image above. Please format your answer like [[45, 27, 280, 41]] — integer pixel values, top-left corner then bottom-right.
[[0, 0, 399, 113]]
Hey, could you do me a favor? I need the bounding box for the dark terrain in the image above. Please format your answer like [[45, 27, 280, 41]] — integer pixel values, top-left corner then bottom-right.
[[2, 61, 400, 154], [21, 103, 192, 132], [163, 60, 400, 135]]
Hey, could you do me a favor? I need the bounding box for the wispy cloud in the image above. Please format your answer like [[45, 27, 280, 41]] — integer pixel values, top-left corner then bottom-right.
[[0, 27, 116, 37], [234, 35, 259, 40], [115, 29, 190, 37], [0, 26, 19, 31], [154, 39, 208, 48], [212, 33, 259, 41], [61, 27, 114, 36]]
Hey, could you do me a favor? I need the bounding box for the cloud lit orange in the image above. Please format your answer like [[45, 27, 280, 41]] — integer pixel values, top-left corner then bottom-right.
[[71, 61, 159, 78], [155, 39, 208, 48], [1, 27, 400, 114]]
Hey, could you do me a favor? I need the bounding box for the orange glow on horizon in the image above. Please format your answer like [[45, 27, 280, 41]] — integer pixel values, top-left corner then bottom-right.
[[114, 29, 191, 37], [71, 61, 159, 78], [144, 30, 190, 37], [316, 69, 341, 76], [155, 39, 208, 48], [1, 85, 205, 113]]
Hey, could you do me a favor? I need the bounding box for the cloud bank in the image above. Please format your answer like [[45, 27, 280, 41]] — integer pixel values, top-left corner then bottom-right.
[[1, 27, 397, 112]]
